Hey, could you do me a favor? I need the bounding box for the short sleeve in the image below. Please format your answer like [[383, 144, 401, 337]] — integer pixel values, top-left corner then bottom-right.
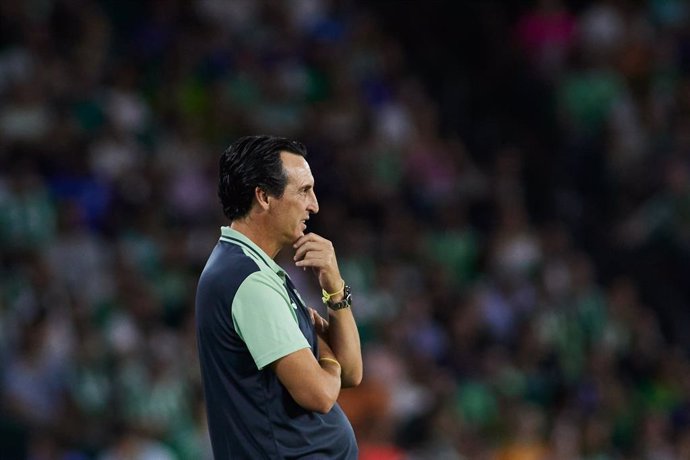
[[232, 271, 310, 370]]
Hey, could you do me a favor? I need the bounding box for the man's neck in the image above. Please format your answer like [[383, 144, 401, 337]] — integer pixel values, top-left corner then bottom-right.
[[230, 220, 282, 259]]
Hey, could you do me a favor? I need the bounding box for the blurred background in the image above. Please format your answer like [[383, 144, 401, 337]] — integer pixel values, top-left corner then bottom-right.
[[1, 0, 690, 458]]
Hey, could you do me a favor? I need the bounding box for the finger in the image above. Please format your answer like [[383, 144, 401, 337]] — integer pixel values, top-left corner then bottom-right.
[[295, 257, 328, 268], [296, 257, 338, 276], [292, 233, 323, 249], [314, 315, 329, 335], [293, 236, 329, 254], [308, 307, 317, 324], [311, 309, 327, 326], [319, 315, 329, 330], [293, 242, 323, 261]]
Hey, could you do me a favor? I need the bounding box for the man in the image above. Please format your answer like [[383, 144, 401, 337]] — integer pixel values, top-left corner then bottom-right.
[[196, 135, 362, 459]]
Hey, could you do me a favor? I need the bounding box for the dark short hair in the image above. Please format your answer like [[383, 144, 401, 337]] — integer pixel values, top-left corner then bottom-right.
[[218, 135, 308, 221]]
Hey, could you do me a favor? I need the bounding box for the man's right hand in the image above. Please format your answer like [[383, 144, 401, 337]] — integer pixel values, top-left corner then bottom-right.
[[309, 307, 329, 341]]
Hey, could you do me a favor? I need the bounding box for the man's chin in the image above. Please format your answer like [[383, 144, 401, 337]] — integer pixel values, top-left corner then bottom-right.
[[289, 231, 304, 245]]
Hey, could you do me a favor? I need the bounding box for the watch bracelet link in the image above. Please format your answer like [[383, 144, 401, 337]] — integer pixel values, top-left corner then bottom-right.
[[324, 284, 352, 310]]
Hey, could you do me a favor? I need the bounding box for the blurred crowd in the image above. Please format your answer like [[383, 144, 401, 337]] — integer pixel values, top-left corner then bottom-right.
[[1, 0, 690, 459]]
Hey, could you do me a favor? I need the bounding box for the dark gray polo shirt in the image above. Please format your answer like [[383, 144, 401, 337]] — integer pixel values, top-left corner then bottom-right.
[[195, 227, 358, 459]]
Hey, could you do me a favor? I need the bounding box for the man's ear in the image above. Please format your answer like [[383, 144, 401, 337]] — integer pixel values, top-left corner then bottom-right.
[[255, 187, 270, 211]]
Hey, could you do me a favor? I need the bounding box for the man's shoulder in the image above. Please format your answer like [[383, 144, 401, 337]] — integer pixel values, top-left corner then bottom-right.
[[198, 241, 262, 291]]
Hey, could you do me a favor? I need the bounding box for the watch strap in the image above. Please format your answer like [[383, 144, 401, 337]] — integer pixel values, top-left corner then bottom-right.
[[326, 285, 352, 310]]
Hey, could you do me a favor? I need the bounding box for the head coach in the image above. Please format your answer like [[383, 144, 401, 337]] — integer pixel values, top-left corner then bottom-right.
[[195, 135, 362, 459]]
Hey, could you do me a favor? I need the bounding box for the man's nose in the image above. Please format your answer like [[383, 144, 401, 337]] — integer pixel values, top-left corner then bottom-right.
[[307, 190, 319, 214]]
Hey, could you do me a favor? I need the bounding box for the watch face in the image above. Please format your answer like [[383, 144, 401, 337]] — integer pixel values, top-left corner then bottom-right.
[[344, 286, 352, 302]]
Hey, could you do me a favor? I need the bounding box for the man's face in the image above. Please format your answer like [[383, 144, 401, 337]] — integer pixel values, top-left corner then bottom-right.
[[268, 152, 319, 245]]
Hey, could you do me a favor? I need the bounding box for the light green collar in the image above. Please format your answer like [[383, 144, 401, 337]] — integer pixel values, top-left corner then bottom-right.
[[220, 226, 285, 277]]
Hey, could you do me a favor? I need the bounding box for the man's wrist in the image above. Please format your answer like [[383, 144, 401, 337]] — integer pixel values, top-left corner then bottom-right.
[[321, 280, 345, 303], [324, 284, 352, 310]]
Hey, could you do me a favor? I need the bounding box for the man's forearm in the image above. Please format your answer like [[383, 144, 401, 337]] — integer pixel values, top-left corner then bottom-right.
[[327, 308, 362, 387]]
